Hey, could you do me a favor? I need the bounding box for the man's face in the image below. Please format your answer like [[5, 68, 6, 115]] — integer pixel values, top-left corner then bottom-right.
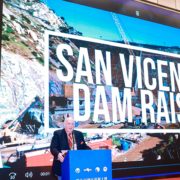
[[64, 117, 75, 135]]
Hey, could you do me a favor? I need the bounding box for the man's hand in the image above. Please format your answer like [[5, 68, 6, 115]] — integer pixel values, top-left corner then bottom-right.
[[57, 152, 64, 162]]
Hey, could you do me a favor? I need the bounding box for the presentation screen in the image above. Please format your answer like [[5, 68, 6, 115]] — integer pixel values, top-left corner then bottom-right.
[[0, 0, 180, 179]]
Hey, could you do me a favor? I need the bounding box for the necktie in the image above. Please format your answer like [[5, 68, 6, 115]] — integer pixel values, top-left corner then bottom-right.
[[68, 134, 73, 149]]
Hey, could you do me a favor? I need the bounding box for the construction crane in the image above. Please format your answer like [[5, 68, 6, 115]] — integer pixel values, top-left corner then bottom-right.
[[111, 12, 136, 58], [111, 12, 138, 94], [111, 12, 158, 106]]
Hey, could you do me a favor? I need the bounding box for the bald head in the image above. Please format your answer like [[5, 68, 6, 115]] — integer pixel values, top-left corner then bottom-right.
[[64, 116, 75, 135]]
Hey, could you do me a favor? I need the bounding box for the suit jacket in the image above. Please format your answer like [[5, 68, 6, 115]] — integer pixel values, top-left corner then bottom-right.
[[50, 129, 90, 176]]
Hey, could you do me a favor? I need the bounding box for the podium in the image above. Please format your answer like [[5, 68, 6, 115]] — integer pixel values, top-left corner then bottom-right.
[[62, 150, 112, 180]]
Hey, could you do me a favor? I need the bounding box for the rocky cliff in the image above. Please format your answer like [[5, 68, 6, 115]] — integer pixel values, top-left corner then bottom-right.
[[0, 0, 73, 125]]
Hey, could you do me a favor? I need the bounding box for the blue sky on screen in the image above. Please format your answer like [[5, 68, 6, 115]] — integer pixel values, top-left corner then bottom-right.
[[43, 0, 180, 47]]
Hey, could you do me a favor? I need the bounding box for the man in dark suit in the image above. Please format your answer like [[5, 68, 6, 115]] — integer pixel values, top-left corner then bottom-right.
[[50, 116, 90, 179]]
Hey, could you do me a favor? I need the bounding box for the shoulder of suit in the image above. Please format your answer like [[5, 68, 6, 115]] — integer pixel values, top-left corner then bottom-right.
[[74, 130, 83, 135], [54, 129, 64, 135]]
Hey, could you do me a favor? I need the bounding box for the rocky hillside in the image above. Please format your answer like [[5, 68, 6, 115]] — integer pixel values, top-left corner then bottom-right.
[[0, 0, 76, 125]]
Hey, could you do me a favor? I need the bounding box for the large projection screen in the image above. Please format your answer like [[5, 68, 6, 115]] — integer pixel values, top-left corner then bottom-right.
[[0, 0, 180, 179]]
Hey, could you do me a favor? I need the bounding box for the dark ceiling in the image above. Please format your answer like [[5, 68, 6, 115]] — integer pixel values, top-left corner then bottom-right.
[[65, 0, 180, 28]]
